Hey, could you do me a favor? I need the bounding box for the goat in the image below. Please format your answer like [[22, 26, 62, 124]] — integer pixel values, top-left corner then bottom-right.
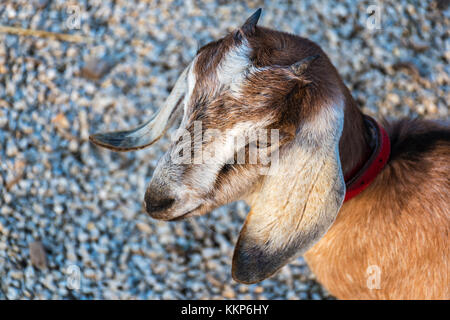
[[90, 9, 450, 299]]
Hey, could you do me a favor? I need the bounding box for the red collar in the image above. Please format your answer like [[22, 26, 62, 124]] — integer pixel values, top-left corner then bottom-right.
[[344, 116, 391, 202]]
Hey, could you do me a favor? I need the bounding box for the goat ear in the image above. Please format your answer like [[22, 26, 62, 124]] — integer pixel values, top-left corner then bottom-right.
[[288, 55, 320, 86], [239, 8, 262, 36], [232, 102, 346, 284], [290, 55, 320, 76]]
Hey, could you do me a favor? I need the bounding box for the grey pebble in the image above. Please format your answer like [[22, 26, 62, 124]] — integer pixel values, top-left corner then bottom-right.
[[29, 241, 47, 270]]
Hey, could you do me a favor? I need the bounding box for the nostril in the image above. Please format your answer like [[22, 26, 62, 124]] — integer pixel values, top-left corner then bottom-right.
[[149, 198, 175, 212], [145, 194, 175, 213]]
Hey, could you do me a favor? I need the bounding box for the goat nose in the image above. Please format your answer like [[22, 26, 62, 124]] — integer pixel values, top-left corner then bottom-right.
[[144, 189, 175, 218]]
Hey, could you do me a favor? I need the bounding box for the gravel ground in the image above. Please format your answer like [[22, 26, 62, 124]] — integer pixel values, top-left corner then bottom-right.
[[0, 0, 448, 300]]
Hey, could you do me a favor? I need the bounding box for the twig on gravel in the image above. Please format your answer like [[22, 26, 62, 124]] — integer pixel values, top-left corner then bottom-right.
[[0, 25, 93, 43]]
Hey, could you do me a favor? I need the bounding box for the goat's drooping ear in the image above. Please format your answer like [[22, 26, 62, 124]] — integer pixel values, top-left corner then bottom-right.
[[232, 101, 346, 284], [89, 63, 191, 151]]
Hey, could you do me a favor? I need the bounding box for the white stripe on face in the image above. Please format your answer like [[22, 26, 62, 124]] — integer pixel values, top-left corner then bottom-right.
[[216, 40, 251, 97], [184, 59, 197, 114], [174, 59, 197, 139]]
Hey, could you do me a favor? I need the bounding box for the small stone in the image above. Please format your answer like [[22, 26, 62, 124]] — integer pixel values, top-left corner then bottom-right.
[[238, 285, 248, 293], [254, 286, 264, 294], [386, 93, 400, 105], [35, 0, 50, 9], [47, 69, 57, 81], [3, 192, 12, 204], [222, 285, 236, 299], [68, 139, 79, 152], [66, 47, 78, 58], [52, 113, 70, 130], [202, 248, 217, 259], [1, 206, 12, 215], [84, 269, 97, 280], [10, 270, 23, 280], [7, 288, 19, 300], [54, 204, 63, 215], [29, 241, 47, 270], [78, 231, 89, 242], [6, 140, 18, 157], [81, 58, 114, 80], [136, 222, 152, 234]]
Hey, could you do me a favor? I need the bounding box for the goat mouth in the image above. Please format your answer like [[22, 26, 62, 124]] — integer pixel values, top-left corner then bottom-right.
[[168, 205, 202, 221]]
